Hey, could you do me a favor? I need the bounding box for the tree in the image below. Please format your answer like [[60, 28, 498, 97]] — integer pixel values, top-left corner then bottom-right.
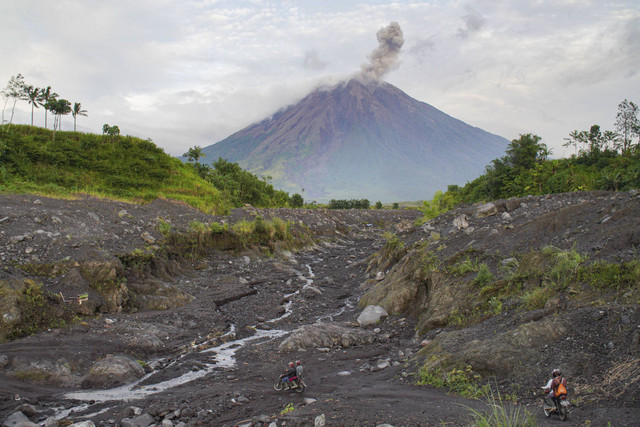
[[40, 86, 58, 129], [183, 146, 205, 164], [290, 193, 304, 208], [537, 143, 552, 162], [563, 125, 618, 158], [102, 124, 120, 139], [1, 74, 27, 125], [25, 85, 43, 126], [48, 98, 71, 140], [615, 99, 640, 153], [72, 102, 87, 132], [505, 133, 543, 169], [49, 98, 71, 131]]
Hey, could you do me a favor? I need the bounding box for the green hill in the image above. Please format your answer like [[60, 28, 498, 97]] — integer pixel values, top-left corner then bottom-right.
[[421, 133, 640, 220], [0, 125, 229, 213]]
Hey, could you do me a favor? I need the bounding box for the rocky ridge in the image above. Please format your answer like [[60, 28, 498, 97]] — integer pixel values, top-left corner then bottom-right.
[[361, 190, 640, 409]]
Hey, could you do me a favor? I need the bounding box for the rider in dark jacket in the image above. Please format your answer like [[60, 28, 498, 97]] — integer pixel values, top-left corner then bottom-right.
[[280, 362, 297, 388]]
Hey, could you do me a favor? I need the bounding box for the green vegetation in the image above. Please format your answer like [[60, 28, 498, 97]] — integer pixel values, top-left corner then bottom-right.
[[327, 198, 371, 209], [0, 125, 229, 213], [1, 71, 306, 212], [382, 231, 406, 261], [418, 362, 489, 398], [419, 99, 640, 222], [466, 387, 538, 427], [184, 155, 304, 209], [413, 245, 640, 331], [7, 280, 72, 340]]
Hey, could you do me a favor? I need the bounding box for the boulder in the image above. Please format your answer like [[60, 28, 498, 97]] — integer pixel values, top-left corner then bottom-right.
[[476, 202, 498, 218], [3, 411, 37, 427], [9, 357, 78, 387], [82, 355, 145, 388], [120, 413, 155, 427], [278, 323, 375, 351], [68, 422, 96, 427], [128, 282, 193, 311], [453, 214, 469, 229], [302, 285, 323, 298], [357, 305, 388, 326]]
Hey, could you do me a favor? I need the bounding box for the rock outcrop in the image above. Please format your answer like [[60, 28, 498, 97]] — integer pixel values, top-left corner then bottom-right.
[[278, 323, 376, 351]]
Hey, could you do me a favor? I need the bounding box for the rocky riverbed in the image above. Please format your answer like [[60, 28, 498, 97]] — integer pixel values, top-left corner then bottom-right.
[[1, 192, 640, 426]]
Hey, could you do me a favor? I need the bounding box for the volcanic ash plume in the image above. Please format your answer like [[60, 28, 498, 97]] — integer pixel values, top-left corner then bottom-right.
[[359, 22, 404, 81]]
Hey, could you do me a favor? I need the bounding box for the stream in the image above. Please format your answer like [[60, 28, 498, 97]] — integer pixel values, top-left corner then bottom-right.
[[59, 262, 324, 416]]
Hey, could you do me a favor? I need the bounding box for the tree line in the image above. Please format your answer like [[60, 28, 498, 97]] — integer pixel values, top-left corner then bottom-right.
[[182, 146, 304, 209], [421, 99, 640, 219], [1, 74, 87, 135]]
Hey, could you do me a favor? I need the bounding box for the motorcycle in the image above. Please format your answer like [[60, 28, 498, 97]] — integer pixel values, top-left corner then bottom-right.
[[274, 375, 306, 393], [543, 394, 569, 421]]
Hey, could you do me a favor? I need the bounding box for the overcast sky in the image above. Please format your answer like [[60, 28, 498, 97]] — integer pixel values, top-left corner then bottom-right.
[[2, 0, 639, 159]]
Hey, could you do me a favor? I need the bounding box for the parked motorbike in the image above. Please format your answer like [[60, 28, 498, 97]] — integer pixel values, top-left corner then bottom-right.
[[543, 394, 569, 421], [274, 376, 306, 393]]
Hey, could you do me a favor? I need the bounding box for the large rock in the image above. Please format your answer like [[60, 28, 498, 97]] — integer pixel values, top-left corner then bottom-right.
[[9, 357, 78, 387], [82, 354, 145, 388], [278, 323, 375, 351], [357, 305, 388, 326], [128, 282, 193, 311], [475, 202, 498, 218], [120, 413, 155, 427], [3, 411, 38, 427]]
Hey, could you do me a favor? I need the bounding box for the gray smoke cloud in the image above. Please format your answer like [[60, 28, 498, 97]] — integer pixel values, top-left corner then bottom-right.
[[359, 21, 405, 81]]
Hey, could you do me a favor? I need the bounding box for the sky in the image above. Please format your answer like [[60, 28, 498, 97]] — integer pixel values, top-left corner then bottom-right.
[[1, 0, 639, 159]]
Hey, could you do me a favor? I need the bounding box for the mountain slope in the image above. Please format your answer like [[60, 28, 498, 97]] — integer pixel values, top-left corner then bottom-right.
[[202, 79, 508, 202]]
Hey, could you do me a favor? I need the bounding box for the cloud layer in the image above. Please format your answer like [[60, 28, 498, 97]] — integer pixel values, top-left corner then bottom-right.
[[2, 1, 639, 163]]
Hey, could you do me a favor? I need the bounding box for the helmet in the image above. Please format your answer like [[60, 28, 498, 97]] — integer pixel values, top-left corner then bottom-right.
[[289, 362, 294, 368], [553, 368, 562, 377], [296, 360, 301, 365]]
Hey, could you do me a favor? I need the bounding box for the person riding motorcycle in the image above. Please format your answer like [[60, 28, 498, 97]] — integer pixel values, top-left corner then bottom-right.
[[295, 360, 303, 380], [542, 368, 567, 408], [279, 362, 298, 389]]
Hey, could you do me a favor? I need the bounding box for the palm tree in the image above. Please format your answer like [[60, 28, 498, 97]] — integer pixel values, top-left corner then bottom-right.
[[39, 86, 58, 129], [25, 85, 43, 126], [49, 98, 71, 141], [72, 102, 87, 132], [183, 146, 205, 163]]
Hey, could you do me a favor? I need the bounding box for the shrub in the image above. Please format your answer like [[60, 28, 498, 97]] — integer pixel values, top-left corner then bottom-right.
[[383, 232, 406, 261], [473, 263, 494, 287], [418, 364, 489, 398], [466, 386, 538, 427], [449, 257, 475, 276], [521, 286, 555, 310]]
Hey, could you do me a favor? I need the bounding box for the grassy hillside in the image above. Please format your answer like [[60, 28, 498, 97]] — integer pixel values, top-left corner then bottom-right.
[[0, 125, 229, 213], [421, 133, 640, 220]]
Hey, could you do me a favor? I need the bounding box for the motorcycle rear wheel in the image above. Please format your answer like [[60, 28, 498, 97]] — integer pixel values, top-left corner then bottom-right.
[[295, 381, 306, 393], [559, 405, 568, 421]]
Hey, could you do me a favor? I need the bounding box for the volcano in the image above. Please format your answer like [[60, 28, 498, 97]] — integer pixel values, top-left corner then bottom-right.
[[201, 79, 508, 202]]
